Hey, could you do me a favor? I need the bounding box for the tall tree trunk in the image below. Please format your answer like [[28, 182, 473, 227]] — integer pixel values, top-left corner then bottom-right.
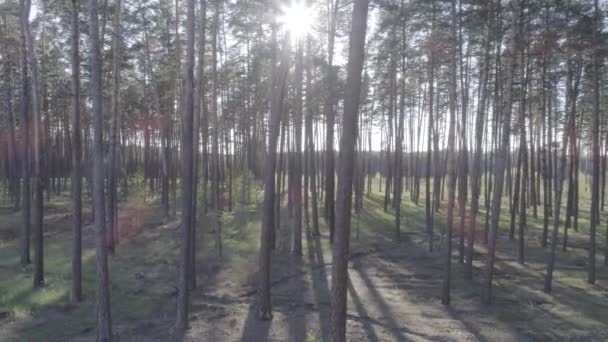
[[589, 0, 600, 283], [70, 0, 83, 303], [1, 16, 19, 211], [457, 0, 469, 264], [305, 38, 320, 238], [540, 3, 550, 247], [291, 40, 303, 255], [325, 0, 340, 244], [21, 0, 44, 289], [481, 0, 520, 305], [108, 0, 122, 255], [258, 34, 290, 321], [518, 47, 530, 265], [175, 0, 195, 333], [465, 0, 492, 280], [18, 0, 31, 266], [394, 3, 406, 240], [545, 1, 578, 293], [211, 0, 223, 257], [425, 4, 436, 252], [88, 0, 113, 337], [441, 0, 458, 306], [331, 0, 369, 339]]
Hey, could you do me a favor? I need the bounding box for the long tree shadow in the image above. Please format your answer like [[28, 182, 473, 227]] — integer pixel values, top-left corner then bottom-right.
[[306, 235, 332, 341], [240, 298, 272, 342], [352, 260, 420, 341], [347, 275, 381, 342], [285, 256, 307, 342]]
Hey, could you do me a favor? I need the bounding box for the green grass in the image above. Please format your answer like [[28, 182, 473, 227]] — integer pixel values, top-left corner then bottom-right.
[[0, 171, 606, 341]]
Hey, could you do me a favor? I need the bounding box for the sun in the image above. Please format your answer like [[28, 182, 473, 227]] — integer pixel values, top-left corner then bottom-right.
[[277, 1, 314, 39]]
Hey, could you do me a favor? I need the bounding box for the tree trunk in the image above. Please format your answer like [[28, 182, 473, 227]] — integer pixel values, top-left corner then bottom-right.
[[70, 0, 83, 303], [545, 1, 578, 293], [18, 0, 31, 266], [465, 0, 492, 280], [324, 0, 340, 244], [258, 34, 290, 321], [589, 0, 600, 280], [481, 0, 520, 305], [331, 0, 369, 339], [441, 0, 458, 306], [175, 0, 195, 333], [305, 38, 320, 238], [21, 0, 44, 289], [88, 0, 113, 337], [291, 40, 303, 255]]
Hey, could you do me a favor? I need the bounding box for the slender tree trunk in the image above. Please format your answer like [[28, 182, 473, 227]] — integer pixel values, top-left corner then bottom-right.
[[21, 0, 44, 289], [425, 5, 436, 252], [305, 38, 320, 238], [518, 47, 530, 265], [291, 40, 304, 255], [441, 0, 458, 306], [88, 0, 113, 337], [481, 0, 520, 305], [331, 0, 369, 339], [545, 1, 578, 293], [325, 0, 340, 244], [18, 0, 31, 266], [394, 3, 406, 240], [465, 0, 492, 280], [70, 0, 83, 303], [589, 0, 600, 283], [175, 0, 195, 333], [258, 34, 290, 321]]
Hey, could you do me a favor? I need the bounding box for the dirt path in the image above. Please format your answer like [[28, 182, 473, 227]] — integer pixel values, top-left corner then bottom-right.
[[171, 233, 523, 342]]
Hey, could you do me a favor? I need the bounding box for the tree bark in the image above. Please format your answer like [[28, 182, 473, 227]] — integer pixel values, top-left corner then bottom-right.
[[258, 34, 290, 321], [21, 0, 44, 289], [441, 0, 458, 306], [70, 0, 83, 303], [465, 0, 492, 280], [175, 0, 196, 333], [481, 0, 520, 305], [331, 0, 369, 339], [88, 0, 113, 337], [589, 0, 600, 282]]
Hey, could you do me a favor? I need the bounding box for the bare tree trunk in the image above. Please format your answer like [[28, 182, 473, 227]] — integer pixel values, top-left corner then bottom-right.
[[465, 0, 492, 280], [518, 47, 530, 264], [441, 0, 458, 306], [589, 0, 600, 282], [1, 16, 19, 211], [394, 1, 406, 240], [70, 0, 83, 303], [175, 0, 195, 333], [291, 40, 303, 256], [21, 0, 44, 289], [258, 34, 290, 321], [331, 0, 369, 339], [457, 0, 470, 264], [305, 38, 320, 238], [88, 0, 113, 337], [325, 0, 340, 244], [107, 0, 122, 256], [481, 0, 520, 305], [545, 1, 578, 293], [211, 0, 223, 257], [541, 3, 551, 247], [18, 0, 31, 266], [425, 4, 436, 252]]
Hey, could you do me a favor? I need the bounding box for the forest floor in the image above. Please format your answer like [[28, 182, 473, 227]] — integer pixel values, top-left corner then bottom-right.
[[1, 178, 608, 341]]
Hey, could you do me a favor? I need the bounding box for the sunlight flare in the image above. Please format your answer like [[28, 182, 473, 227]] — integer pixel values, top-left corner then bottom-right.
[[277, 1, 314, 39]]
